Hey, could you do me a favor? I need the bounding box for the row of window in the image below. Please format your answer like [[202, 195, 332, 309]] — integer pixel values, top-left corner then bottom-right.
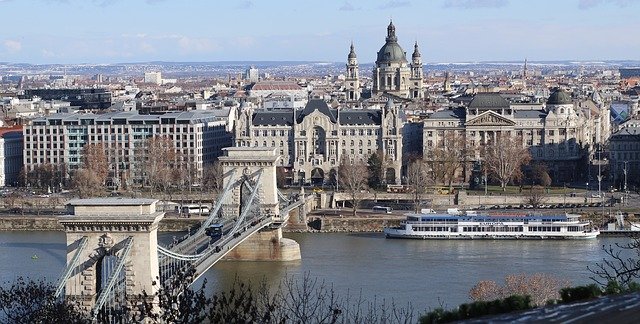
[[529, 226, 562, 232], [461, 226, 524, 232], [26, 125, 200, 135]]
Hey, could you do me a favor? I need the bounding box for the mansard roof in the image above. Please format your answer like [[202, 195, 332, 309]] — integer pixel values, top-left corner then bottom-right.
[[514, 110, 547, 118], [252, 111, 294, 126], [468, 93, 510, 110], [296, 99, 337, 123], [429, 107, 466, 119], [338, 109, 381, 125]]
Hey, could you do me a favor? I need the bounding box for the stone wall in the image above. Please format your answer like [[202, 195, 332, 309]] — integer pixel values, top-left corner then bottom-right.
[[303, 216, 402, 233], [0, 216, 63, 231], [0, 216, 202, 232], [223, 228, 301, 261]]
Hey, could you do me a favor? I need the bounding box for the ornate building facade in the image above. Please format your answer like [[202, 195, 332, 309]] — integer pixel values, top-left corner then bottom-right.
[[423, 89, 611, 184], [234, 98, 403, 186]]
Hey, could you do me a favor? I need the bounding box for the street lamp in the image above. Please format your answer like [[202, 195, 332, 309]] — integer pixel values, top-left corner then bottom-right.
[[624, 161, 628, 206]]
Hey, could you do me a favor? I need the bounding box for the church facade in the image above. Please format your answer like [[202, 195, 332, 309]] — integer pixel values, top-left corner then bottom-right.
[[345, 21, 424, 101]]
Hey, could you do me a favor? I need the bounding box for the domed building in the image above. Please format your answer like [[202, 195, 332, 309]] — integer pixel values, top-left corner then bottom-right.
[[422, 88, 611, 184], [345, 21, 424, 101], [372, 21, 423, 99]]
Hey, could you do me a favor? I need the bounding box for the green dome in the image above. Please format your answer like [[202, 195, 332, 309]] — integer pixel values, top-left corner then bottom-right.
[[376, 42, 407, 64], [547, 88, 572, 105]]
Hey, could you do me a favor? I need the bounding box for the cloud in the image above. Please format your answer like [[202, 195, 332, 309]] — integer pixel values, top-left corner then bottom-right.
[[339, 1, 356, 10], [177, 36, 219, 53], [443, 0, 508, 8], [231, 36, 255, 48], [378, 1, 410, 9], [3, 39, 21, 52], [578, 0, 639, 9], [236, 0, 253, 9]]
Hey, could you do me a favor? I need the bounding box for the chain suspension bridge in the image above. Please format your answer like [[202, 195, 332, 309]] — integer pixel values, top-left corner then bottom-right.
[[54, 148, 313, 320]]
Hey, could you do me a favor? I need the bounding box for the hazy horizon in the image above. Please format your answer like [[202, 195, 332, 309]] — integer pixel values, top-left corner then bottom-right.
[[1, 0, 639, 64]]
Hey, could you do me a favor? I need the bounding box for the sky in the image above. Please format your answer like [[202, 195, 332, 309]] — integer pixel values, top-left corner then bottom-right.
[[0, 0, 639, 64]]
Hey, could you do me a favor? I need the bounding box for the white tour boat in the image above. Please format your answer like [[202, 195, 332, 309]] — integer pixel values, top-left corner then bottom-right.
[[384, 212, 599, 240]]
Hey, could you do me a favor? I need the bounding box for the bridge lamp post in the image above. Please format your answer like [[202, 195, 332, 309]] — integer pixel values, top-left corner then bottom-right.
[[624, 161, 628, 206]]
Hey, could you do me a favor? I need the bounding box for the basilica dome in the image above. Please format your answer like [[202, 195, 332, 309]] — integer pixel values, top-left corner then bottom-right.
[[376, 21, 407, 64]]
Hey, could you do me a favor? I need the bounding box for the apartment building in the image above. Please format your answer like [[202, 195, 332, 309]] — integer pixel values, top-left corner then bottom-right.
[[23, 110, 232, 185]]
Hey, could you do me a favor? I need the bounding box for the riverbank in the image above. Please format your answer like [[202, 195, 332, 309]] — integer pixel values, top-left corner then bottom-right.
[[1, 211, 637, 235], [0, 214, 206, 232]]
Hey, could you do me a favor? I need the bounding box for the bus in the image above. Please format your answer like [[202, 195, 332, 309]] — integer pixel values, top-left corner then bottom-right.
[[180, 204, 210, 216], [386, 184, 414, 193], [372, 206, 392, 214], [205, 223, 224, 239]]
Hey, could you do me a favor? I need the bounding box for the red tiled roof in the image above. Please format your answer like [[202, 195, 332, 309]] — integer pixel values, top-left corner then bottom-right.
[[0, 125, 23, 137]]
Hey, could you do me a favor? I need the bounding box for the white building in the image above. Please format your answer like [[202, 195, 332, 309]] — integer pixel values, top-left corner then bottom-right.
[[245, 66, 259, 83], [144, 72, 162, 85], [23, 110, 233, 185]]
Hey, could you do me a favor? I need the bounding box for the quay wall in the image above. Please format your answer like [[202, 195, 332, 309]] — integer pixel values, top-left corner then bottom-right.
[[304, 216, 402, 233], [0, 215, 202, 232]]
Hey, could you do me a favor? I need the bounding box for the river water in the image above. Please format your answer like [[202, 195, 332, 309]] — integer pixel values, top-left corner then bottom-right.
[[0, 231, 631, 311]]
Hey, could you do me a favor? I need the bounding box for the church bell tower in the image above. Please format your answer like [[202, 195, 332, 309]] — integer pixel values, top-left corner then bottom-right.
[[345, 42, 360, 103]]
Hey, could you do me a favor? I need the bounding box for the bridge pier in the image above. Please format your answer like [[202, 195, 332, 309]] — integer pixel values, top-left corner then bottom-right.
[[224, 227, 300, 261]]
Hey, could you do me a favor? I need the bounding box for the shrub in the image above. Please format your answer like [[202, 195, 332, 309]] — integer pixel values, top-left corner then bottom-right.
[[469, 273, 570, 307], [559, 284, 602, 303], [420, 295, 533, 324]]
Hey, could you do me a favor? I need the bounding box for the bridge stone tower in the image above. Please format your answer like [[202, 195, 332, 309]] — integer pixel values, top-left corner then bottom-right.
[[219, 147, 300, 261], [58, 198, 164, 310], [220, 147, 280, 221]]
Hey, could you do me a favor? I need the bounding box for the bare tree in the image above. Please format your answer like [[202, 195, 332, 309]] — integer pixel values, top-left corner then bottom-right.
[[428, 131, 472, 191], [525, 185, 547, 209], [69, 143, 110, 197], [406, 158, 431, 213], [81, 143, 109, 185], [483, 135, 531, 191], [531, 163, 552, 187], [71, 169, 103, 198], [26, 164, 55, 191], [589, 237, 640, 288], [202, 161, 224, 195], [338, 156, 369, 216], [143, 136, 178, 194]]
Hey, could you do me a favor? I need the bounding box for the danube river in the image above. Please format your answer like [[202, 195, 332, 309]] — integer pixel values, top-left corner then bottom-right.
[[0, 231, 631, 311]]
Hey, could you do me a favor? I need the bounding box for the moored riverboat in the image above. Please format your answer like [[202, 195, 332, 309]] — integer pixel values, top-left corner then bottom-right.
[[384, 212, 599, 240]]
